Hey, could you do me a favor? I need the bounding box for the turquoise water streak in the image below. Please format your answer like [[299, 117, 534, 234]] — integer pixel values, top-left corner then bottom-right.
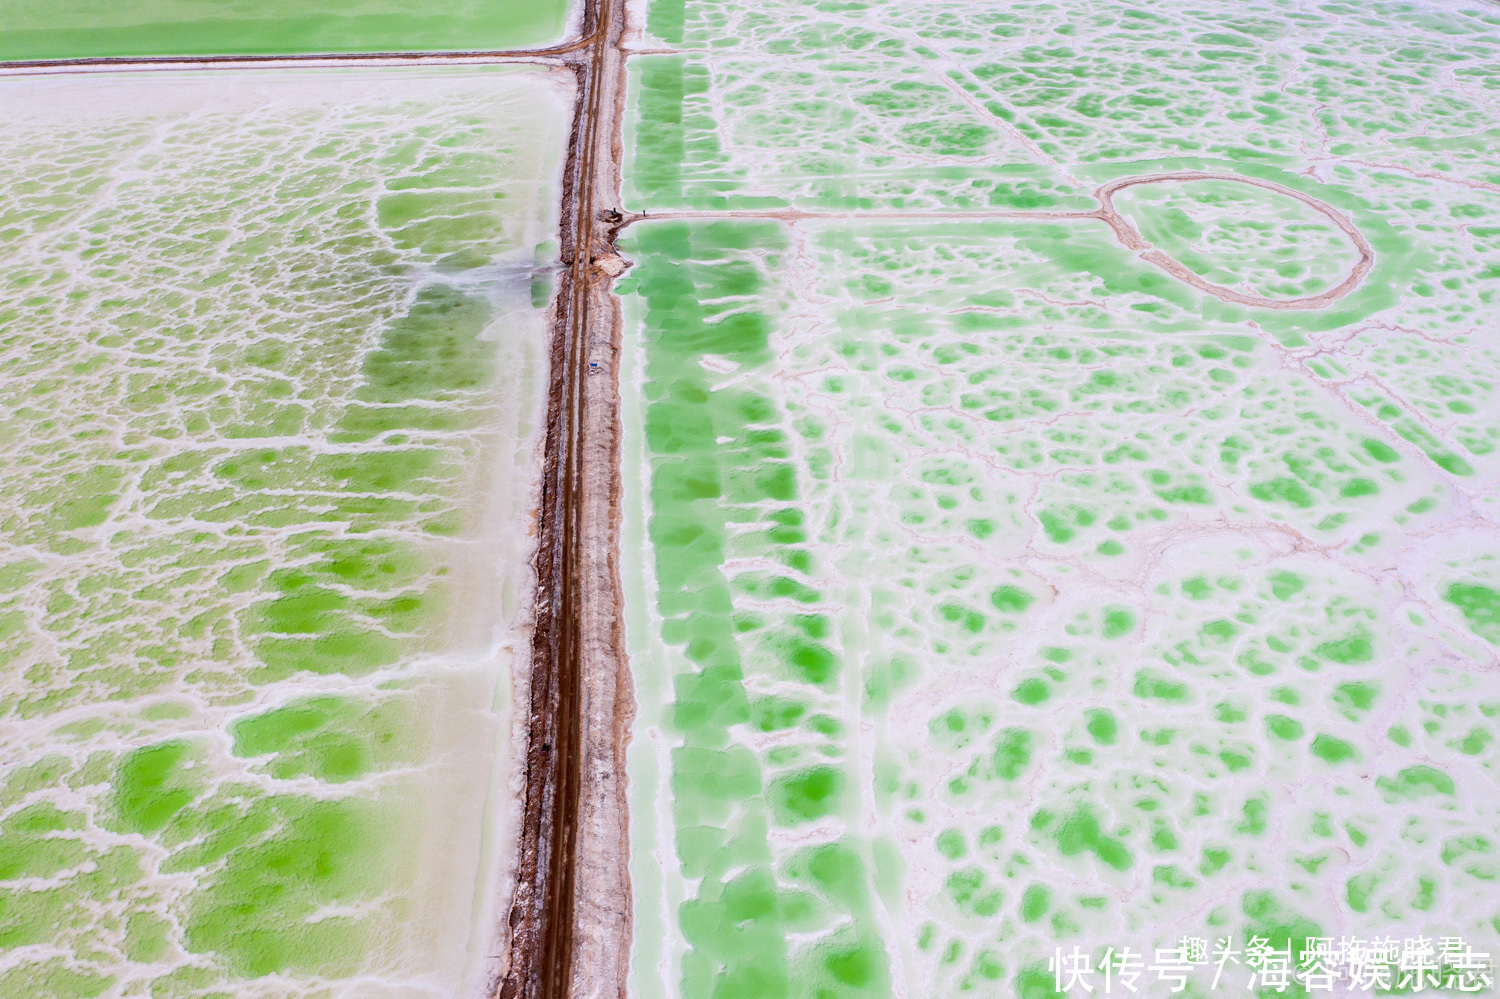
[[619, 1, 1500, 996]]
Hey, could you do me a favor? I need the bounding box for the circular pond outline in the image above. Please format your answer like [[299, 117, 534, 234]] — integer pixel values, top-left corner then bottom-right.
[[1091, 170, 1375, 311]]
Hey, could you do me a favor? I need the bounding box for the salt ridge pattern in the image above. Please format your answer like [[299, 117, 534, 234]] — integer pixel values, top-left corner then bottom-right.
[[0, 68, 569, 999], [617, 1, 1500, 997]]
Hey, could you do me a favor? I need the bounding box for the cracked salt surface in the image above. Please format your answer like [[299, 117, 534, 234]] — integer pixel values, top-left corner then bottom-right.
[[616, 0, 1500, 995], [0, 67, 570, 997]]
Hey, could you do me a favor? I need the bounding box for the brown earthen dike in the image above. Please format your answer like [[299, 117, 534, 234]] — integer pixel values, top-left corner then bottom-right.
[[493, 1, 634, 998]]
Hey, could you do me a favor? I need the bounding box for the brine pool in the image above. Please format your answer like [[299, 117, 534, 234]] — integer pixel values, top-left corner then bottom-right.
[[0, 67, 570, 998], [1, 0, 573, 61], [617, 0, 1500, 996]]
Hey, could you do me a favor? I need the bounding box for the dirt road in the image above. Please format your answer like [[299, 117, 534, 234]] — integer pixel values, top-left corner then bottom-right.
[[495, 0, 633, 997]]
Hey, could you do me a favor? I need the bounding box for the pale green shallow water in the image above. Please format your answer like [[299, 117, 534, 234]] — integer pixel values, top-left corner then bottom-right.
[[0, 68, 569, 998], [618, 0, 1500, 996], [1, 0, 572, 61]]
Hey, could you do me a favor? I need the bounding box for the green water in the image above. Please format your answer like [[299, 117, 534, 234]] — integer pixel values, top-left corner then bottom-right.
[[620, 219, 892, 999], [619, 1, 1500, 996], [2, 0, 571, 60], [0, 67, 569, 997]]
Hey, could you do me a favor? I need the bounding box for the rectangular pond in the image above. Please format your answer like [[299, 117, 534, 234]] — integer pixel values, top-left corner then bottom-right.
[[0, 66, 571, 999], [617, 1, 1500, 995], [2, 0, 573, 61]]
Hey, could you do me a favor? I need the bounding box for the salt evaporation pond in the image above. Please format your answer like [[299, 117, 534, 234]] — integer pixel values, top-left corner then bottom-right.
[[0, 67, 569, 998], [617, 0, 1500, 996], [1, 0, 573, 61]]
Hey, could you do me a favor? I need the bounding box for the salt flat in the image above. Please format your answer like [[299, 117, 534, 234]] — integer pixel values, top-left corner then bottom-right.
[[616, 1, 1500, 995], [0, 67, 570, 999]]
